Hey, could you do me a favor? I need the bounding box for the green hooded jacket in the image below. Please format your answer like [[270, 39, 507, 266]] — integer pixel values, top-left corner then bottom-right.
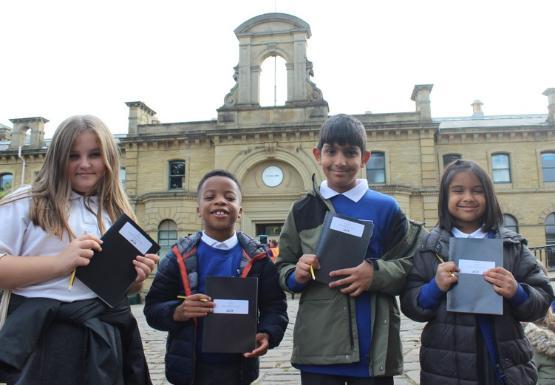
[[275, 180, 426, 376]]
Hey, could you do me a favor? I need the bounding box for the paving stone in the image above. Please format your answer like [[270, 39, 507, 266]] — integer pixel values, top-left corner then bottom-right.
[[133, 297, 424, 384]]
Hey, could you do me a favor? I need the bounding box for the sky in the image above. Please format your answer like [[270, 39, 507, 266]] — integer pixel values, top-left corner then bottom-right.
[[2, 0, 554, 138]]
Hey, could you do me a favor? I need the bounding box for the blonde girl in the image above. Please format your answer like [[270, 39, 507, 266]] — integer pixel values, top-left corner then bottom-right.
[[0, 115, 157, 385]]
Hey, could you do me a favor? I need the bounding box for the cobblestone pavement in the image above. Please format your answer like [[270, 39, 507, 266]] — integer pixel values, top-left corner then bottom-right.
[[133, 297, 423, 385]]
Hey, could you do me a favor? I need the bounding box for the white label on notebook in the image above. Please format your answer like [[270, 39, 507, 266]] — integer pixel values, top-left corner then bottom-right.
[[213, 299, 249, 315], [330, 217, 364, 237], [119, 222, 152, 254], [458, 259, 495, 275]]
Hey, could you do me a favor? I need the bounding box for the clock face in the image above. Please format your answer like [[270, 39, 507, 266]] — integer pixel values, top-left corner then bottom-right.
[[262, 166, 283, 187]]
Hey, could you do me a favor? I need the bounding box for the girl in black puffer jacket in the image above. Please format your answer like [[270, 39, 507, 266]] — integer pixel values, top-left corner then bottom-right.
[[401, 160, 554, 385]]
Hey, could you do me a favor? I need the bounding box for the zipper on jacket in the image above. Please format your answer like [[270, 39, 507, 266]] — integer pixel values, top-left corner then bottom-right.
[[347, 297, 354, 350]]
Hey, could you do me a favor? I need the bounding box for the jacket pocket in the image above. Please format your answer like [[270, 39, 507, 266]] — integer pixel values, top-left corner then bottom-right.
[[293, 286, 354, 362]]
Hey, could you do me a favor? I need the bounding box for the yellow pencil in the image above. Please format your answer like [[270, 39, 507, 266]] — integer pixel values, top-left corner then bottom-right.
[[177, 295, 209, 302], [309, 265, 316, 280], [434, 253, 455, 278], [68, 269, 76, 289]]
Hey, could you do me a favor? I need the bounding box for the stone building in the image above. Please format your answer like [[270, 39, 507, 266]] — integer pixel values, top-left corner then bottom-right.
[[1, 13, 555, 269]]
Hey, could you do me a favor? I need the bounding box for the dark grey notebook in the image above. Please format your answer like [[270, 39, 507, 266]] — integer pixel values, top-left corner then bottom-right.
[[202, 276, 258, 353], [76, 214, 160, 308], [446, 237, 503, 315], [314, 212, 373, 284]]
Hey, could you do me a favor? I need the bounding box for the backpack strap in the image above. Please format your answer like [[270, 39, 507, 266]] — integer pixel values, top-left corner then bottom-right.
[[173, 245, 197, 297]]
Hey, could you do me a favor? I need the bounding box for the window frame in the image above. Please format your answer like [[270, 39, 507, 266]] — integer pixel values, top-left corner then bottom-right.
[[541, 151, 555, 183], [366, 151, 386, 185], [442, 153, 461, 169], [502, 213, 519, 233], [158, 219, 178, 258], [168, 160, 185, 190], [491, 153, 512, 184], [0, 173, 13, 192]]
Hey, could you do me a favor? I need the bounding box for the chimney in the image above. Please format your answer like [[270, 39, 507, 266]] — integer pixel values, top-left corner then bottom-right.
[[0, 123, 10, 141], [411, 84, 433, 122], [126, 101, 157, 135], [471, 100, 484, 117], [543, 88, 555, 124], [8, 117, 48, 149]]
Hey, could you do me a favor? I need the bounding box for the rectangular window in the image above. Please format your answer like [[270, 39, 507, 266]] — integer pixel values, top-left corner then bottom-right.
[[542, 153, 555, 182], [491, 154, 511, 183], [255, 223, 283, 237], [169, 160, 185, 189], [0, 173, 13, 192], [443, 154, 461, 168], [366, 152, 385, 184]]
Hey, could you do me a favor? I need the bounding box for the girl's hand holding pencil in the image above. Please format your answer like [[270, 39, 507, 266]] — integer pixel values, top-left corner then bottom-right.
[[66, 234, 103, 288], [435, 260, 459, 292]]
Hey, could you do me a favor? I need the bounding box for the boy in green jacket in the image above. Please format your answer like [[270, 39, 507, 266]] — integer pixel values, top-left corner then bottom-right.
[[276, 114, 424, 385]]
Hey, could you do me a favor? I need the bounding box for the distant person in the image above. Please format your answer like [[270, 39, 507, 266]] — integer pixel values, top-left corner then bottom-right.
[[144, 169, 288, 385], [275, 114, 425, 385], [525, 304, 555, 385], [401, 159, 554, 385], [0, 115, 157, 385], [269, 240, 279, 262]]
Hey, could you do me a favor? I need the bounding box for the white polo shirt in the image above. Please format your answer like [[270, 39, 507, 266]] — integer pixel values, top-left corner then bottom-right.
[[0, 186, 111, 302]]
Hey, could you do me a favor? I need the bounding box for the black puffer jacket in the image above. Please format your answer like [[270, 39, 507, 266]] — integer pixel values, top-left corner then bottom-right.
[[400, 226, 554, 385], [144, 232, 288, 385]]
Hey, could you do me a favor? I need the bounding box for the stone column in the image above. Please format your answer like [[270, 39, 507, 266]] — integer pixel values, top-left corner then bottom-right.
[[126, 101, 157, 135], [543, 88, 555, 124], [411, 84, 434, 122], [237, 37, 253, 105], [292, 32, 307, 101]]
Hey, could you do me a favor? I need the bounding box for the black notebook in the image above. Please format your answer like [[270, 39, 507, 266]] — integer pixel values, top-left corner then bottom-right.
[[75, 214, 160, 308], [314, 212, 373, 284], [446, 237, 503, 315], [202, 276, 258, 353]]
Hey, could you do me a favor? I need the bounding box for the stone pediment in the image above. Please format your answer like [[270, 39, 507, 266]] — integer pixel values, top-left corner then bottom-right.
[[234, 13, 311, 37]]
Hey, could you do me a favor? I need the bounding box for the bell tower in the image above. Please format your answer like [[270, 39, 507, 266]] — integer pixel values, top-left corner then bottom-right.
[[218, 13, 328, 124]]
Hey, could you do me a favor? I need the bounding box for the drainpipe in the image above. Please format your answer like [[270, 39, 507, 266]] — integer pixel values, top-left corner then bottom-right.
[[18, 146, 25, 186]]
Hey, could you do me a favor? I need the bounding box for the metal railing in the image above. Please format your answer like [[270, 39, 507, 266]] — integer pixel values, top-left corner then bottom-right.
[[530, 245, 555, 272]]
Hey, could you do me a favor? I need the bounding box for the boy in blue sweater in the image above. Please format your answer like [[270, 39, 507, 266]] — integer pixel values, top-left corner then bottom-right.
[[144, 170, 288, 385], [276, 114, 424, 385]]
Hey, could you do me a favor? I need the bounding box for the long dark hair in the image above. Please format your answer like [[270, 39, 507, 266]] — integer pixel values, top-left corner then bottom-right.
[[438, 159, 502, 232]]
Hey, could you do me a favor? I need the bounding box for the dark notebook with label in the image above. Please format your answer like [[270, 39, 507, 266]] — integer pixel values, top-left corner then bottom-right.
[[314, 211, 373, 284], [76, 214, 160, 308], [447, 237, 503, 315], [202, 276, 258, 353]]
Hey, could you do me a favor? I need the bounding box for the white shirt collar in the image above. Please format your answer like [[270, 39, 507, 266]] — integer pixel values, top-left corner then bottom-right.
[[201, 231, 238, 250], [319, 179, 369, 202], [451, 226, 487, 239]]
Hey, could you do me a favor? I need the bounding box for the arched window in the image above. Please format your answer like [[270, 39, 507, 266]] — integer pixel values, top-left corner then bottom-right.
[[443, 153, 461, 168], [158, 220, 178, 258], [259, 55, 287, 107], [0, 173, 13, 192], [366, 151, 386, 184], [541, 152, 555, 182], [502, 214, 518, 233], [491, 153, 511, 183], [169, 160, 185, 190]]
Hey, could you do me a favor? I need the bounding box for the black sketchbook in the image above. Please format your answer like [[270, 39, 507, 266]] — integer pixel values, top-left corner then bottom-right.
[[446, 237, 503, 315], [314, 211, 373, 284], [202, 276, 258, 353], [75, 214, 160, 308]]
